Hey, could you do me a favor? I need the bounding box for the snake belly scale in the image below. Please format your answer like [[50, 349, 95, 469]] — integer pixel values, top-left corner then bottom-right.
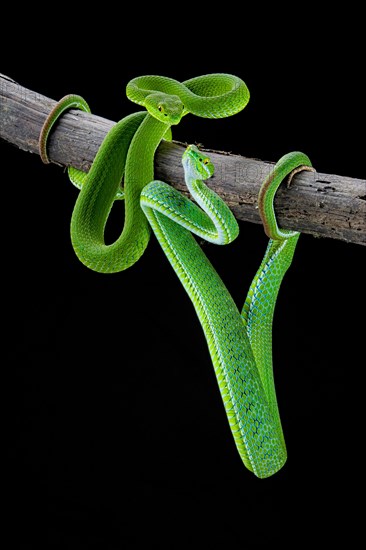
[[39, 74, 312, 478]]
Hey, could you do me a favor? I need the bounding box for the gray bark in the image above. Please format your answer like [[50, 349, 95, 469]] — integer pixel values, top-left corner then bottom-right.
[[1, 74, 365, 245]]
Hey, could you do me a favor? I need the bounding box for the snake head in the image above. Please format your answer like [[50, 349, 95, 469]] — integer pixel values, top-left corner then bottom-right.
[[182, 144, 214, 180], [145, 92, 184, 125]]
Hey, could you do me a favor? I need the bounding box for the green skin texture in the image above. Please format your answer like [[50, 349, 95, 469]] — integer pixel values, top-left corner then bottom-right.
[[40, 75, 312, 478]]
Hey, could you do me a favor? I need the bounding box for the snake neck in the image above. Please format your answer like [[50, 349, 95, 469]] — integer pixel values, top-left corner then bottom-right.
[[183, 173, 239, 245], [184, 173, 196, 195], [124, 114, 170, 200]]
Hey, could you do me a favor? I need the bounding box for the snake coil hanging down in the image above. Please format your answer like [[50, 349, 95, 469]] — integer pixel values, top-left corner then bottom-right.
[[39, 74, 314, 478]]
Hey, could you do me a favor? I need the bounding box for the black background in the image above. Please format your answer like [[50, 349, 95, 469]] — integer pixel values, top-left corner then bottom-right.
[[3, 8, 365, 548]]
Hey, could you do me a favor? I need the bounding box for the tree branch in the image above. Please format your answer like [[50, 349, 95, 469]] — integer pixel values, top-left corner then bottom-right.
[[1, 74, 365, 245]]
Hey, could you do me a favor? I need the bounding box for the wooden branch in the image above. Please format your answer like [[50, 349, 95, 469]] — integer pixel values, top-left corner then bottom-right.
[[1, 74, 365, 245]]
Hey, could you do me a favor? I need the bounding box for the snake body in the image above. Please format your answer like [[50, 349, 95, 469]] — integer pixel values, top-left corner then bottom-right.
[[40, 75, 312, 478], [40, 75, 249, 273], [142, 146, 312, 478]]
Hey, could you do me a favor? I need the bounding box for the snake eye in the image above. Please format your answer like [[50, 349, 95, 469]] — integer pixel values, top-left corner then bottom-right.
[[203, 158, 210, 165], [158, 105, 164, 113]]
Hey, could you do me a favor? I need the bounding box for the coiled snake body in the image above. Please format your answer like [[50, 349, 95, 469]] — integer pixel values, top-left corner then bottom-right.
[[40, 74, 313, 478]]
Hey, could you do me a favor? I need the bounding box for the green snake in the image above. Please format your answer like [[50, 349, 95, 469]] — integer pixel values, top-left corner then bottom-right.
[[39, 74, 313, 478]]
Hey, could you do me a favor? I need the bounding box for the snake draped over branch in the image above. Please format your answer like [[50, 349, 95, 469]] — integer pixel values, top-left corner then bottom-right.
[[39, 73, 314, 478]]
